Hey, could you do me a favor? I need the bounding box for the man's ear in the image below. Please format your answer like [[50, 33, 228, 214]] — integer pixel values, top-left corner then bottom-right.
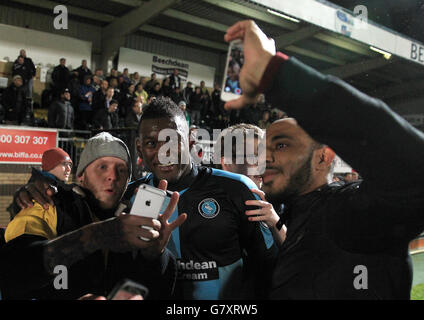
[[318, 147, 335, 165], [314, 146, 335, 169]]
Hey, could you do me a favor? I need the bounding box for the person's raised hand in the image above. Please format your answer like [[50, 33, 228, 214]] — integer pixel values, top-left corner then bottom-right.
[[141, 180, 187, 259], [224, 20, 276, 110], [245, 189, 279, 228], [15, 179, 56, 210]]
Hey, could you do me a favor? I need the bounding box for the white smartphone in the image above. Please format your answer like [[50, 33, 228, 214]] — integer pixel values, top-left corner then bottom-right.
[[130, 184, 167, 218], [221, 39, 244, 102]]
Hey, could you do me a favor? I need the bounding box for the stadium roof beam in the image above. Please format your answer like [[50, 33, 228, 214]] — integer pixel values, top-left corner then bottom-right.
[[324, 57, 393, 79], [10, 0, 115, 23], [139, 25, 227, 51], [203, 0, 375, 58], [108, 0, 144, 7], [162, 9, 229, 33], [103, 0, 176, 39], [101, 0, 177, 70], [276, 25, 321, 49], [372, 80, 424, 100], [314, 33, 374, 57], [286, 45, 346, 66], [201, 0, 297, 31]]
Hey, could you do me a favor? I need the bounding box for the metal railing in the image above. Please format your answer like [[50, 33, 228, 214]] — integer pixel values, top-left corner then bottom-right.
[[57, 127, 143, 179]]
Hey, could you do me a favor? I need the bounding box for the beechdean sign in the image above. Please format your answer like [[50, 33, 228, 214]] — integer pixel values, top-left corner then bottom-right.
[[0, 126, 58, 164], [118, 48, 215, 87], [152, 56, 189, 78]]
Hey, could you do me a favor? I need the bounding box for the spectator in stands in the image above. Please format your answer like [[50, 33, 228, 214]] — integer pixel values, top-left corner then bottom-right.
[[256, 94, 269, 112], [92, 75, 101, 91], [120, 83, 136, 119], [211, 83, 222, 115], [106, 68, 119, 83], [41, 148, 73, 183], [1, 75, 28, 125], [67, 72, 80, 111], [170, 86, 184, 105], [48, 88, 74, 130], [118, 75, 130, 95], [15, 50, 36, 99], [199, 80, 210, 115], [124, 98, 143, 128], [352, 170, 359, 180], [131, 72, 141, 86], [93, 99, 119, 130], [94, 68, 104, 81], [150, 82, 162, 98], [92, 79, 109, 113], [109, 77, 122, 101], [178, 101, 190, 127], [52, 58, 70, 98], [183, 81, 193, 106], [258, 110, 271, 129], [122, 68, 130, 84], [77, 75, 96, 128], [241, 102, 262, 125], [343, 172, 353, 182], [134, 83, 148, 103], [145, 73, 158, 93], [140, 77, 148, 90], [74, 59, 92, 85], [189, 86, 204, 126], [12, 56, 31, 87], [161, 77, 172, 97], [169, 69, 181, 90]]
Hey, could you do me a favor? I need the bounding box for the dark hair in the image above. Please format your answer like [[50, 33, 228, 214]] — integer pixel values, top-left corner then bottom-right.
[[110, 99, 118, 105], [137, 96, 184, 133]]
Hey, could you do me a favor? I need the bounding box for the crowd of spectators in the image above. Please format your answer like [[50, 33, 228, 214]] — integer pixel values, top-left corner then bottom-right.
[[0, 51, 284, 133]]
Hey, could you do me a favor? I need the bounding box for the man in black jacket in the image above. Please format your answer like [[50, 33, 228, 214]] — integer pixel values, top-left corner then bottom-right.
[[73, 59, 92, 85], [224, 20, 424, 299], [0, 132, 185, 300], [1, 75, 28, 124], [51, 58, 70, 98], [92, 99, 119, 130], [48, 88, 74, 129], [17, 49, 36, 98]]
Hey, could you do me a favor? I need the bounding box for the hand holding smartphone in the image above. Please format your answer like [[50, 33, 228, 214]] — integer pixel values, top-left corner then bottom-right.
[[221, 39, 244, 102], [130, 184, 168, 241]]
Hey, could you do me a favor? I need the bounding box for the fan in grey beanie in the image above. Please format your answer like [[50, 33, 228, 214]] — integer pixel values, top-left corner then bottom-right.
[[76, 132, 132, 180]]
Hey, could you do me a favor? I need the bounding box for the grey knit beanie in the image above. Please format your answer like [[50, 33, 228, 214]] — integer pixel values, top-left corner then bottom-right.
[[76, 132, 132, 179]]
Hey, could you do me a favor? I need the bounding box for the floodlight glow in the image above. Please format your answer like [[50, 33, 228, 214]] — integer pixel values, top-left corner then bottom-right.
[[267, 9, 300, 23]]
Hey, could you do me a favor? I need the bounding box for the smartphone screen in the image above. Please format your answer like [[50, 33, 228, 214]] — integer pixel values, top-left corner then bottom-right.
[[221, 40, 244, 101]]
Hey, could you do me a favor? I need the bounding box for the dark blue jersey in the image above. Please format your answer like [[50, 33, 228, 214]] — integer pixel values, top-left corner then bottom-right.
[[125, 165, 277, 300]]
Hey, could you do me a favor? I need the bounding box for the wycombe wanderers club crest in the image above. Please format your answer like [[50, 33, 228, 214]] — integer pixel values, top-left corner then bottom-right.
[[198, 198, 220, 219]]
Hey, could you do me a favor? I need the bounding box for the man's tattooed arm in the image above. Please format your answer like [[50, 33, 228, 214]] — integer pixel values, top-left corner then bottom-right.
[[43, 217, 124, 274]]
